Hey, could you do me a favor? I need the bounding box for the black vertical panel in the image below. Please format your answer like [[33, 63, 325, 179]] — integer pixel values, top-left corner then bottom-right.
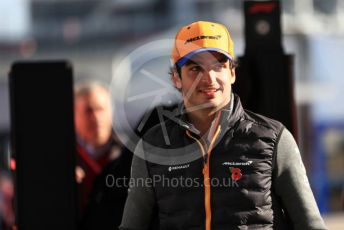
[[9, 61, 77, 230], [244, 0, 282, 54], [234, 1, 298, 138], [234, 55, 297, 137]]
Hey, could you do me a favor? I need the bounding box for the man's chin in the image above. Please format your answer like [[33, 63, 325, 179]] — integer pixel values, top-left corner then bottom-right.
[[202, 99, 229, 112], [191, 101, 219, 111], [202, 98, 221, 107], [91, 135, 109, 146], [185, 99, 222, 112]]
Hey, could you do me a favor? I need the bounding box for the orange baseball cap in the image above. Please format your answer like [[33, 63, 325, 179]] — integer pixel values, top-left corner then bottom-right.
[[172, 21, 235, 67]]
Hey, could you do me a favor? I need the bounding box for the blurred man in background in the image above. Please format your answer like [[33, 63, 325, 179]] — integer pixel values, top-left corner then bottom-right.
[[74, 81, 132, 230]]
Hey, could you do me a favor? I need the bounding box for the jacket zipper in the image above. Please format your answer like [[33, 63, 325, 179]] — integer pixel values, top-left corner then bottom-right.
[[186, 126, 221, 230]]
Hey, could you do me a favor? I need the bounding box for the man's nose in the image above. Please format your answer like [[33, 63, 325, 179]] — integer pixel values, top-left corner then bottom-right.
[[88, 110, 99, 123], [201, 69, 217, 84]]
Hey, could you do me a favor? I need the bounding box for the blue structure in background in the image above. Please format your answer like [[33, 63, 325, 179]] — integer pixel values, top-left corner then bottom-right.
[[308, 36, 344, 213], [311, 123, 329, 213], [311, 122, 344, 213]]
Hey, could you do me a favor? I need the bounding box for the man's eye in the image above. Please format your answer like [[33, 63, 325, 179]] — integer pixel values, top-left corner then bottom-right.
[[190, 66, 201, 72], [213, 64, 226, 71]]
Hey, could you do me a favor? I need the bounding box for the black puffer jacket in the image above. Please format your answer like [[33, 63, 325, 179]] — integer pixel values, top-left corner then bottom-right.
[[142, 94, 289, 230]]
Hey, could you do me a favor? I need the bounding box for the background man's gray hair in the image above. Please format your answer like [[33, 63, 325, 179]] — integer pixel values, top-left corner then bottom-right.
[[74, 80, 110, 97]]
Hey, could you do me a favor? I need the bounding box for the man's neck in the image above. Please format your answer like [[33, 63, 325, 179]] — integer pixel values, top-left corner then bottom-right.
[[184, 96, 233, 136], [186, 108, 216, 136], [77, 135, 113, 158]]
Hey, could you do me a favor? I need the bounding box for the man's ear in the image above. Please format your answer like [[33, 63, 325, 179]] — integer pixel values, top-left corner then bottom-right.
[[230, 68, 236, 84], [172, 71, 182, 89]]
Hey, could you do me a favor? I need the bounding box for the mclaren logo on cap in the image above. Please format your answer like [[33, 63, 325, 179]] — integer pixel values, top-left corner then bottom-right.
[[184, 35, 222, 44]]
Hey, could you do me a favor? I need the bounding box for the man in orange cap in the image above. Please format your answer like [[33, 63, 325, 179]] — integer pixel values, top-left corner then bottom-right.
[[120, 21, 327, 230]]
